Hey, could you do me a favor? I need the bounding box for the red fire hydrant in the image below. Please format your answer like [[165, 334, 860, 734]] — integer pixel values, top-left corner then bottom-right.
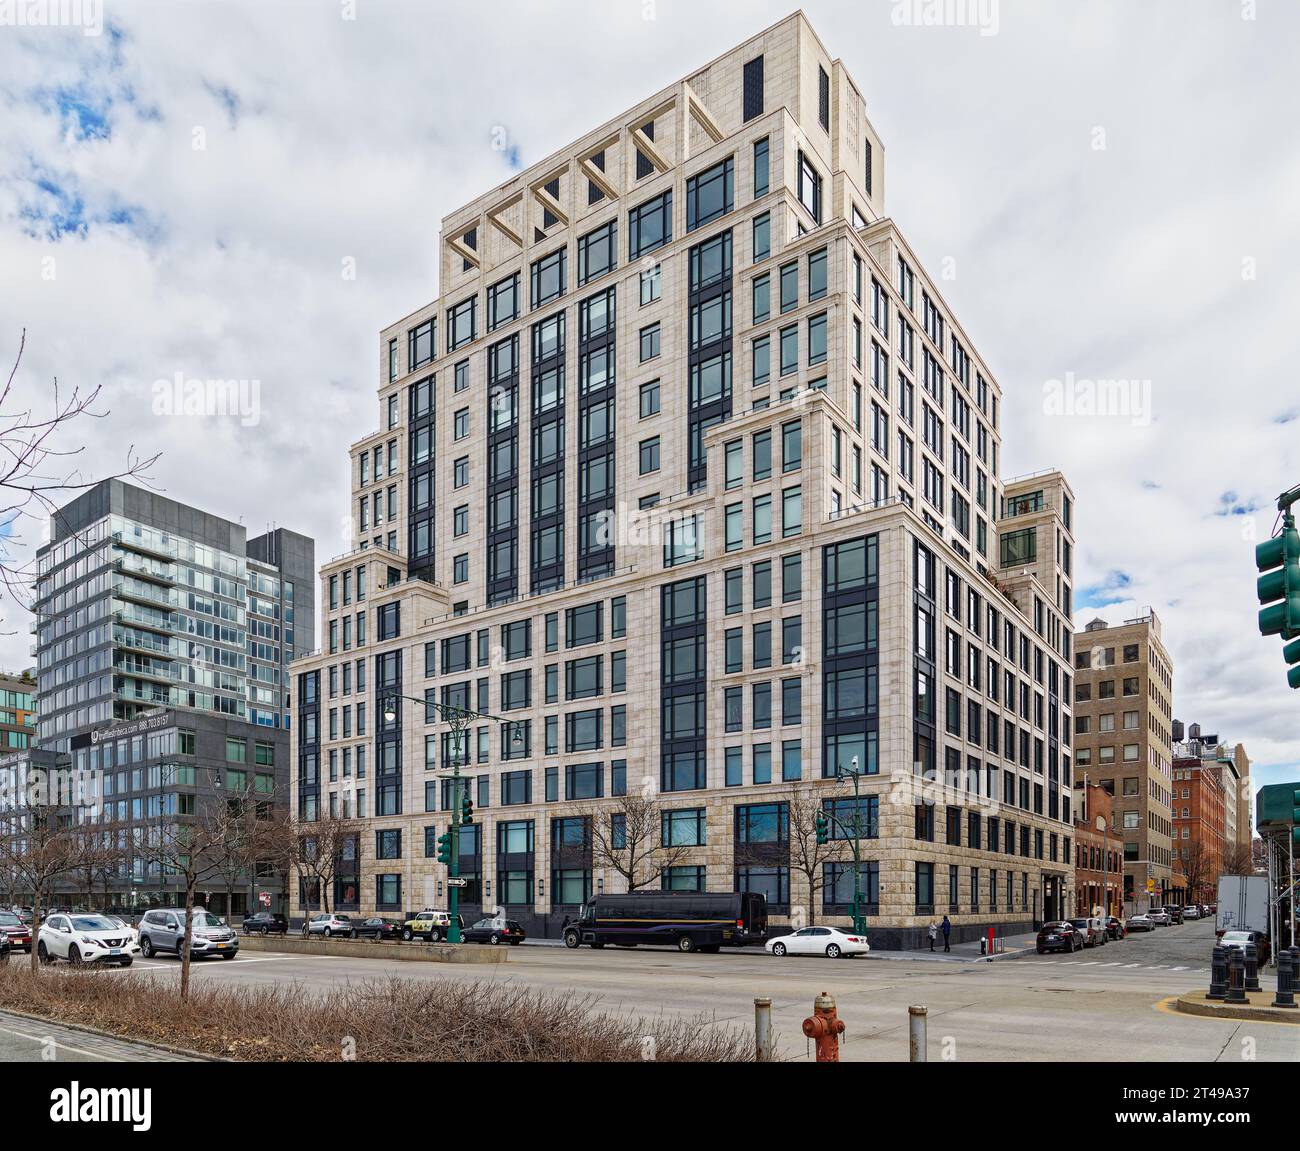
[[802, 991, 845, 1062]]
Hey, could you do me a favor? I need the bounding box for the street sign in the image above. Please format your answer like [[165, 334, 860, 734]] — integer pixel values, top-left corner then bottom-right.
[[1146, 879, 1155, 893], [258, 891, 271, 907], [446, 878, 468, 888]]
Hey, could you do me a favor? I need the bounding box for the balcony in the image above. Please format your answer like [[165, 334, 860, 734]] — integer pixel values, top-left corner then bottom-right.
[[113, 579, 180, 611], [113, 626, 179, 659], [113, 605, 179, 636], [113, 679, 180, 707], [113, 530, 178, 561], [114, 657, 175, 685], [112, 556, 177, 585]]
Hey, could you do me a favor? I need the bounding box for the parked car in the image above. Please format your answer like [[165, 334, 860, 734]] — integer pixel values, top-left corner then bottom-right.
[[305, 913, 353, 938], [401, 910, 462, 942], [138, 908, 239, 959], [1147, 908, 1171, 926], [350, 917, 403, 941], [1182, 905, 1201, 920], [1069, 916, 1107, 948], [0, 910, 32, 953], [1105, 916, 1127, 940], [37, 913, 139, 967], [765, 925, 870, 959], [1126, 913, 1155, 932], [101, 915, 140, 947], [1036, 921, 1084, 954], [1166, 906, 1184, 925], [241, 912, 289, 936], [462, 918, 526, 945], [1219, 929, 1271, 965]]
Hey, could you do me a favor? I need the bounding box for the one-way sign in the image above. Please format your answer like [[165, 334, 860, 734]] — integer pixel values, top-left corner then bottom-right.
[[446, 878, 468, 887]]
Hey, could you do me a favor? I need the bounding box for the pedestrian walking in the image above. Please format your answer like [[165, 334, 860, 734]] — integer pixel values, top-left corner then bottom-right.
[[927, 921, 938, 952], [941, 915, 951, 953]]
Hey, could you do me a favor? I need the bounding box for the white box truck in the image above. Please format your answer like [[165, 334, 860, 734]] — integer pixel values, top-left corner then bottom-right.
[[1215, 875, 1268, 936]]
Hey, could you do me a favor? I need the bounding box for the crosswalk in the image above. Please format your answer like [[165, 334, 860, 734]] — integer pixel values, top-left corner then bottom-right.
[[1032, 957, 1206, 974]]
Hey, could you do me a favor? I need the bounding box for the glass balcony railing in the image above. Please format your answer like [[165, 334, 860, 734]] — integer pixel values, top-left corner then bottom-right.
[[113, 679, 180, 706], [113, 530, 178, 560], [112, 556, 177, 584], [114, 658, 175, 684], [113, 604, 179, 635], [113, 626, 179, 658], [113, 579, 180, 611]]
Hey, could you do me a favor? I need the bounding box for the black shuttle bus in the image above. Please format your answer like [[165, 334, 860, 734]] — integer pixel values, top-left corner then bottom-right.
[[562, 890, 767, 952]]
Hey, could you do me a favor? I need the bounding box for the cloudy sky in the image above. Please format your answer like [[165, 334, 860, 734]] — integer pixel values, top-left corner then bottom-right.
[[1, 0, 1296, 794]]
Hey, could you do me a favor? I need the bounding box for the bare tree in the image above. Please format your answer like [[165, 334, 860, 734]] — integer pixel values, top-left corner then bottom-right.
[[1178, 841, 1213, 905], [131, 808, 229, 1000], [207, 789, 263, 920], [1, 329, 159, 628], [263, 811, 358, 928], [1221, 842, 1253, 878], [561, 793, 691, 892], [70, 822, 125, 912], [786, 785, 847, 927], [0, 796, 86, 974]]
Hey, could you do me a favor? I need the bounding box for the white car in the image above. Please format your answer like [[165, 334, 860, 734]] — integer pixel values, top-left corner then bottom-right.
[[102, 915, 140, 946], [765, 925, 870, 959], [37, 913, 140, 967], [1147, 908, 1171, 926], [1182, 905, 1201, 920]]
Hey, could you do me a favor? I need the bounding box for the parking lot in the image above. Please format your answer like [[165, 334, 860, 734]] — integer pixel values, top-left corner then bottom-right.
[[50, 912, 1288, 1062]]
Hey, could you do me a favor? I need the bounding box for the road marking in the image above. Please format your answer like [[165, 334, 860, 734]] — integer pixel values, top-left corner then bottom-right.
[[1100, 962, 1122, 967], [1079, 961, 1099, 966], [0, 1021, 118, 1061], [1124, 963, 1143, 968], [1172, 966, 1189, 971]]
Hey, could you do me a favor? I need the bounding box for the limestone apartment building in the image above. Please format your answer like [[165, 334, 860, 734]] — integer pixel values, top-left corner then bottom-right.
[[291, 13, 1079, 947]]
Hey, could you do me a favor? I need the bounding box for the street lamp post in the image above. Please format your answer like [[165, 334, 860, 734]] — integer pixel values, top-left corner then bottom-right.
[[828, 755, 869, 938], [383, 693, 517, 945]]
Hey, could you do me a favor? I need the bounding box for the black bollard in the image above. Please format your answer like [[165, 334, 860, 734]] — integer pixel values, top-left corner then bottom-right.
[[1272, 948, 1297, 1009], [1225, 949, 1247, 1004], [1245, 943, 1261, 993], [1207, 944, 1228, 1000]]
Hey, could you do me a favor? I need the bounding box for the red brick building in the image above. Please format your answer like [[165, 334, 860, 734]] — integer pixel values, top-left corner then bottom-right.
[[1172, 754, 1226, 905], [1074, 782, 1122, 916]]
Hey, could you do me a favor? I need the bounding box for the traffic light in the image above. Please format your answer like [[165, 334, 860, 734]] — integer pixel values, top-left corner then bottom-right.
[[1256, 518, 1300, 637], [436, 831, 453, 866], [461, 791, 474, 826], [815, 811, 829, 846], [1255, 783, 1300, 846]]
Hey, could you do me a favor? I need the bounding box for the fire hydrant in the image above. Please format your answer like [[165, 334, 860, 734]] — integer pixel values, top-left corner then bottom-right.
[[802, 991, 845, 1062]]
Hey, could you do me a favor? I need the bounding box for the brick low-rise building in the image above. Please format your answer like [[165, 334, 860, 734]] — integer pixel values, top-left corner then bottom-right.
[[1074, 781, 1121, 917]]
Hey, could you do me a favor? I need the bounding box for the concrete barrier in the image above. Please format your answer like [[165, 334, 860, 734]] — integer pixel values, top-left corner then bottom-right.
[[1173, 990, 1300, 1025], [236, 934, 508, 964]]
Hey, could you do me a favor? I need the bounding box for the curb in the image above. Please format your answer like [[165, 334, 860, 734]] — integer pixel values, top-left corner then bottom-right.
[[237, 934, 508, 963], [0, 1006, 222, 1060], [1172, 992, 1300, 1026]]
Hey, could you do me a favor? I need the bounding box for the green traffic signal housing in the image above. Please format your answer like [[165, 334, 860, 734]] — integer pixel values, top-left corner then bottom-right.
[[815, 811, 829, 845], [1255, 521, 1300, 636], [1255, 783, 1300, 845], [436, 831, 453, 866], [462, 792, 475, 825]]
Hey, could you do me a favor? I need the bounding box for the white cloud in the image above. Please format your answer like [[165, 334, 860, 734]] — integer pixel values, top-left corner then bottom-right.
[[0, 0, 1296, 785]]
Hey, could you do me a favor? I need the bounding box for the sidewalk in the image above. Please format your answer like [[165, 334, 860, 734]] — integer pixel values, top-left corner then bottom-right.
[[866, 930, 1041, 963]]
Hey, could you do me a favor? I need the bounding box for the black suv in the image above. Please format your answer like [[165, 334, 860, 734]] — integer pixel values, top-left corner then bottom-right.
[[241, 912, 289, 936]]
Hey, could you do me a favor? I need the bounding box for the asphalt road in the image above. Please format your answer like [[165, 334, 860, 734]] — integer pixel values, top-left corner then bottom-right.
[[71, 914, 1294, 1062]]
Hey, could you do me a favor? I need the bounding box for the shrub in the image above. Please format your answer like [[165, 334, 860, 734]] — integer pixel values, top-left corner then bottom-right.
[[0, 964, 756, 1062]]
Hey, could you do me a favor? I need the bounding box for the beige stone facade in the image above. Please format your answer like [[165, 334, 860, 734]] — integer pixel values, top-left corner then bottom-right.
[[290, 13, 1078, 947], [1072, 612, 1175, 912]]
